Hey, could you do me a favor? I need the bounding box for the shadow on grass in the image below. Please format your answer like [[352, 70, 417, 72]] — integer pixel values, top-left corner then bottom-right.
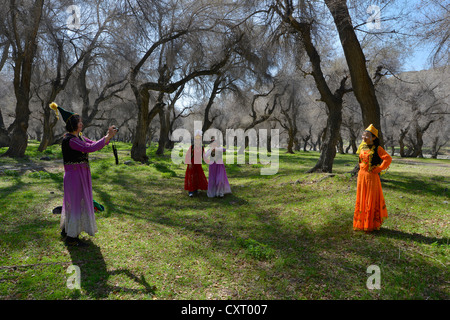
[[130, 187, 449, 298], [381, 174, 448, 198], [151, 163, 177, 176], [67, 240, 156, 298], [0, 216, 59, 252], [377, 228, 450, 245], [5, 147, 443, 299], [0, 166, 64, 203], [187, 191, 249, 207], [0, 175, 26, 198]]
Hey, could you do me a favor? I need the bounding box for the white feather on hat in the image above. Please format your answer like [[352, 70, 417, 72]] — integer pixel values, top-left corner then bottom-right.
[[194, 130, 202, 138]]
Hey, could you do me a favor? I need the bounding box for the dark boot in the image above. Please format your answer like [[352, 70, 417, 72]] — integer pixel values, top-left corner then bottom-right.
[[65, 236, 88, 247]]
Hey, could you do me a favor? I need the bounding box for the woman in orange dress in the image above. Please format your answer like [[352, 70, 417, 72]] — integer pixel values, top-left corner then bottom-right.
[[354, 124, 392, 231]]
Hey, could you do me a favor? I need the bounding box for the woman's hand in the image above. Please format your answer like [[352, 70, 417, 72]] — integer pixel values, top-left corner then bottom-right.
[[105, 125, 118, 143], [371, 166, 382, 174]]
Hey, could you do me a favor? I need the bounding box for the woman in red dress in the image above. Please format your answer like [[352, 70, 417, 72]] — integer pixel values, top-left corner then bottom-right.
[[184, 130, 208, 197], [354, 124, 392, 232]]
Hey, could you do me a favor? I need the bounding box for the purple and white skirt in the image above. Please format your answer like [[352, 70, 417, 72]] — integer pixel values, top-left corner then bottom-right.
[[61, 163, 98, 238]]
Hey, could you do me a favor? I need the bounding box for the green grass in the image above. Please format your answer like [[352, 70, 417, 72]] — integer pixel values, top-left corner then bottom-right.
[[0, 141, 449, 300]]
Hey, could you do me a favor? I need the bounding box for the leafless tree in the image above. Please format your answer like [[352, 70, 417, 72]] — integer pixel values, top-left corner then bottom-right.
[[273, 87, 300, 154], [123, 0, 245, 162], [413, 0, 450, 67], [1, 0, 44, 158], [382, 70, 449, 158], [271, 0, 354, 172]]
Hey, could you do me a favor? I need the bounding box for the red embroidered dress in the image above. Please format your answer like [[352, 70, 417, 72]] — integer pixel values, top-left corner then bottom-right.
[[353, 145, 392, 231], [184, 145, 208, 192]]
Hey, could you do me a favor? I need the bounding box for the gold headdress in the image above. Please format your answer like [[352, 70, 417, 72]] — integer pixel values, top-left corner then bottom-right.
[[357, 124, 379, 154], [365, 124, 378, 138]]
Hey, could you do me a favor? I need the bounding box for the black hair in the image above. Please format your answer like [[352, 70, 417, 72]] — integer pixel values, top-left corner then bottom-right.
[[190, 142, 204, 162], [65, 114, 81, 133], [367, 131, 382, 167]]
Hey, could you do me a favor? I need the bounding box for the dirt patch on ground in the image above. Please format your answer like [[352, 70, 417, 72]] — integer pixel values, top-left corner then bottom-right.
[[0, 154, 115, 175], [0, 159, 64, 175], [393, 158, 450, 168]]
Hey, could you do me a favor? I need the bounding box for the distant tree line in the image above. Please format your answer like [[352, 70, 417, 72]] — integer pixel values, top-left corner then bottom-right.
[[0, 0, 448, 172]]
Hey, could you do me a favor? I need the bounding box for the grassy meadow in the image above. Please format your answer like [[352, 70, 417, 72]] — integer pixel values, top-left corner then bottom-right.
[[0, 140, 448, 300]]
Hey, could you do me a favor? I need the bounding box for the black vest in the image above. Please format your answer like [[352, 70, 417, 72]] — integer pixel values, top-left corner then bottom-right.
[[62, 134, 89, 165]]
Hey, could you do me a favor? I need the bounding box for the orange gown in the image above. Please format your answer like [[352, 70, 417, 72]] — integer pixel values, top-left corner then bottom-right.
[[353, 145, 392, 231]]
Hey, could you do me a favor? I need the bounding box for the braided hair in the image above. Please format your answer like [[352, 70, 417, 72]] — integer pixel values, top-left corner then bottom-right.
[[368, 132, 382, 167]]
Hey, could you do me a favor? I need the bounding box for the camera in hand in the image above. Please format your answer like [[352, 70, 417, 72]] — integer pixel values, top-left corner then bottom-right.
[[113, 126, 119, 132]]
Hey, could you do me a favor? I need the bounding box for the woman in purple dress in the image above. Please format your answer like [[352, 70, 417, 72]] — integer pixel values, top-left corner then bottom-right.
[[205, 140, 231, 198], [51, 103, 117, 246]]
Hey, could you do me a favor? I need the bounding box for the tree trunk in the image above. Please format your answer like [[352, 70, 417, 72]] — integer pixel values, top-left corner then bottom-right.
[[431, 137, 438, 159], [165, 85, 185, 150], [38, 41, 65, 152], [131, 89, 152, 163], [325, 0, 383, 145], [384, 134, 394, 156], [431, 136, 446, 159], [412, 128, 424, 158], [302, 127, 311, 152], [345, 141, 351, 153], [3, 98, 30, 158], [302, 136, 310, 152], [202, 74, 221, 133], [349, 127, 357, 154], [286, 129, 295, 154], [399, 126, 409, 157], [164, 106, 175, 150], [0, 108, 10, 147], [0, 40, 9, 73], [337, 134, 345, 154], [307, 105, 342, 173], [294, 137, 301, 151], [411, 119, 435, 158], [156, 106, 169, 155], [272, 7, 350, 172], [38, 102, 59, 151], [131, 87, 165, 162], [2, 0, 44, 158]]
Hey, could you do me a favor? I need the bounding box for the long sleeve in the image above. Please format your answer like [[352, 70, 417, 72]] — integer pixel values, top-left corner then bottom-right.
[[82, 136, 95, 144], [69, 136, 108, 153], [205, 147, 226, 165], [185, 146, 192, 164], [372, 146, 392, 173], [204, 148, 212, 164]]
